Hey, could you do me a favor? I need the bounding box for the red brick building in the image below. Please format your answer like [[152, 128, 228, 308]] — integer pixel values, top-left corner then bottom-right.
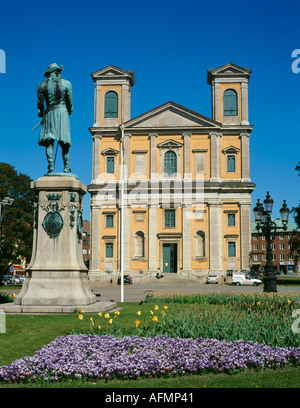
[[251, 220, 300, 274]]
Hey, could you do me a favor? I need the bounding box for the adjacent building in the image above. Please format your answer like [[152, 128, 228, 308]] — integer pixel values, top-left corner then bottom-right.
[[88, 63, 256, 280], [251, 220, 300, 274]]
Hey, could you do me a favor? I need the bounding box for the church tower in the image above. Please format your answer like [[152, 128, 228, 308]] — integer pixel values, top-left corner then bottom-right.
[[207, 63, 251, 125], [91, 65, 135, 127]]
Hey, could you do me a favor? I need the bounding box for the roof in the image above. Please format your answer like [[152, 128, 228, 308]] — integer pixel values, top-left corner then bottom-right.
[[251, 219, 300, 234]]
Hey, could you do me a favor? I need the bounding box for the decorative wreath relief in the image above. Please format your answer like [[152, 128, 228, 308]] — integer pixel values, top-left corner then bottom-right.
[[42, 193, 64, 239]]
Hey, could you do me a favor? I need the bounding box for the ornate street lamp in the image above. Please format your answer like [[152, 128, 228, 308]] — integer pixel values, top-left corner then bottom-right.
[[0, 196, 14, 236], [254, 192, 290, 293]]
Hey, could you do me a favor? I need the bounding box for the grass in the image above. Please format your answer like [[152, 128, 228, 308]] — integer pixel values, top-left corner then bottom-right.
[[1, 295, 300, 388]]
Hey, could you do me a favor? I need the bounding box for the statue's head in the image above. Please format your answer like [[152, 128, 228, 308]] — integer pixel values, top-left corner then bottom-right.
[[44, 63, 64, 77]]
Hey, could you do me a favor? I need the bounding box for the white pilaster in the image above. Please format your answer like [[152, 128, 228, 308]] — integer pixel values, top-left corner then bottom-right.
[[209, 202, 223, 272]]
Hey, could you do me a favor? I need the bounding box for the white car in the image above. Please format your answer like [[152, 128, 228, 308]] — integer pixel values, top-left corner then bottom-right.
[[232, 274, 262, 286], [206, 274, 219, 284]]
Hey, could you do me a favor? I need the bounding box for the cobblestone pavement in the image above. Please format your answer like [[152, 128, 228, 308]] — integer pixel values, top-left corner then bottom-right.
[[90, 276, 300, 303]]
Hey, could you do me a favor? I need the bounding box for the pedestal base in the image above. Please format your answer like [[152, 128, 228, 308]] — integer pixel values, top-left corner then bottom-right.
[[0, 301, 117, 314], [15, 175, 97, 308], [15, 271, 96, 306]]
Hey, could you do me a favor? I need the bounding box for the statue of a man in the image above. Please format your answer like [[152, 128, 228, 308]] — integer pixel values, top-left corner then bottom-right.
[[37, 63, 73, 173]]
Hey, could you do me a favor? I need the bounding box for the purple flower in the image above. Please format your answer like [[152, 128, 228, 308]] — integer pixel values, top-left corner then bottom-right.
[[0, 335, 299, 383]]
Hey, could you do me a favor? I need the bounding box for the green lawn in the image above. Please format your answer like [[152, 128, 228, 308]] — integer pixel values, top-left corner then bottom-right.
[[0, 300, 300, 388]]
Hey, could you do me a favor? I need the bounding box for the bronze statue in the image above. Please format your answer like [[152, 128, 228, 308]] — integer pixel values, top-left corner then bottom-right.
[[36, 63, 73, 173]]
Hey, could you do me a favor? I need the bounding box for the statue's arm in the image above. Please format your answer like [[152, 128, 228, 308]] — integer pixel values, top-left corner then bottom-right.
[[66, 82, 73, 115], [37, 84, 45, 117]]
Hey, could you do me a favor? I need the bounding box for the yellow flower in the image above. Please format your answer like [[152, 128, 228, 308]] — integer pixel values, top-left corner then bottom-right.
[[150, 310, 154, 315], [98, 312, 102, 317], [154, 305, 159, 310], [163, 305, 168, 310], [161, 311, 166, 317], [78, 314, 84, 320], [105, 313, 110, 319], [12, 293, 16, 298], [137, 311, 141, 316], [152, 316, 158, 322], [109, 319, 113, 324], [98, 325, 101, 330], [135, 319, 141, 327], [90, 317, 94, 326], [80, 309, 85, 314], [114, 310, 120, 316]]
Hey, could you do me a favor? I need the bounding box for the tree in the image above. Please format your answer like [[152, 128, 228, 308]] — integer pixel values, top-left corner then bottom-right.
[[0, 163, 34, 278], [289, 162, 300, 270]]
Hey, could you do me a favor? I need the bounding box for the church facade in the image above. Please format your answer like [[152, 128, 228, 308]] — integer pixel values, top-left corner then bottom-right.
[[88, 63, 255, 280]]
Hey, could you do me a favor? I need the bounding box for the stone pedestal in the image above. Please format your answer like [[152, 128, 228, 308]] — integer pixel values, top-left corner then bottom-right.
[[15, 175, 96, 307]]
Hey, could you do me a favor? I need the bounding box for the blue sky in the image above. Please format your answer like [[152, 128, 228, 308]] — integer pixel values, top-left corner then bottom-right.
[[0, 0, 299, 221]]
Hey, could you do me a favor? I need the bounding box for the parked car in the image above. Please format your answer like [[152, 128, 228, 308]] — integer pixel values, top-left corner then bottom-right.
[[206, 274, 219, 284], [1, 275, 12, 286], [13, 275, 25, 284], [232, 274, 262, 286], [117, 274, 133, 285]]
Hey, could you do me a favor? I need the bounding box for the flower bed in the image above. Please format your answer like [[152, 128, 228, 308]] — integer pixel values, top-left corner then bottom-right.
[[1, 334, 300, 383]]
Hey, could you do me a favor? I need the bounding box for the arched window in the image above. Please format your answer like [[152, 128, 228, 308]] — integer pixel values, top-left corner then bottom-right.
[[194, 230, 206, 258], [104, 91, 118, 118], [164, 150, 177, 176], [223, 89, 238, 116], [133, 231, 145, 258]]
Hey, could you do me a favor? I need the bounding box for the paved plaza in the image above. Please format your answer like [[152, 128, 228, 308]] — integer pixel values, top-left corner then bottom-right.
[[89, 275, 300, 303]]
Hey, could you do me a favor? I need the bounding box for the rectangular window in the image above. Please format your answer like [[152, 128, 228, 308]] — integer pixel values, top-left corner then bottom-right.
[[105, 243, 113, 258], [253, 244, 258, 250], [280, 243, 285, 250], [253, 254, 258, 261], [227, 155, 236, 172], [106, 214, 114, 228], [280, 254, 285, 260], [228, 242, 236, 257], [164, 209, 176, 228], [227, 213, 236, 226], [106, 157, 115, 174]]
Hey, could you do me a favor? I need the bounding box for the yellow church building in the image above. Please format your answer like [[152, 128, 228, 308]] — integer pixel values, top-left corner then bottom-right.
[[88, 63, 255, 281]]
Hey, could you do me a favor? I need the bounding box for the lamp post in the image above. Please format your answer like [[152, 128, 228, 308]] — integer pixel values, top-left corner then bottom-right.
[[0, 196, 14, 236], [253, 192, 290, 293]]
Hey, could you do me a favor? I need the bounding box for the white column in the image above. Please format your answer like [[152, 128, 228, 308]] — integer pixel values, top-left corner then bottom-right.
[[210, 132, 221, 181], [182, 205, 192, 273], [148, 205, 158, 272], [89, 204, 101, 277], [241, 132, 251, 182], [123, 206, 131, 273], [209, 202, 223, 272], [240, 202, 252, 271], [92, 136, 101, 182], [241, 82, 249, 125], [150, 133, 157, 179], [183, 133, 191, 178], [124, 133, 131, 178]]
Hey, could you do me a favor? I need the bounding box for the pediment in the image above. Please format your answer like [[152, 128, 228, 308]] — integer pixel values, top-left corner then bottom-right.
[[222, 146, 240, 154], [91, 65, 135, 86], [102, 148, 119, 156], [207, 63, 251, 84], [157, 139, 183, 149], [124, 102, 221, 130]]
